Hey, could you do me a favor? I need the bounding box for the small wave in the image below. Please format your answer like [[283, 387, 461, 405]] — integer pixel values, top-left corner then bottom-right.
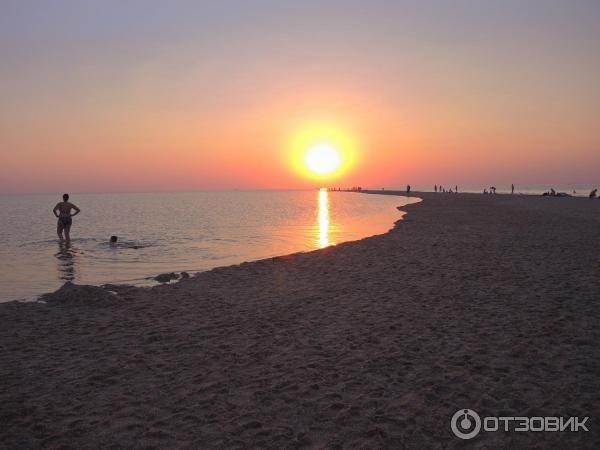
[[19, 237, 104, 248], [100, 241, 156, 250]]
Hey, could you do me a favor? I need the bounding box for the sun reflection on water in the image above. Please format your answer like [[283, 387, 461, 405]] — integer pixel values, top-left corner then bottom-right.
[[317, 188, 330, 248]]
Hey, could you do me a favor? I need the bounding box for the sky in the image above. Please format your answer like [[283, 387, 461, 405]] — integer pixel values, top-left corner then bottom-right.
[[1, 0, 599, 193]]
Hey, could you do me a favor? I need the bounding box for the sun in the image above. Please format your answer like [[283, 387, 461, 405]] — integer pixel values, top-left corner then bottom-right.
[[287, 120, 358, 181], [304, 143, 341, 175]]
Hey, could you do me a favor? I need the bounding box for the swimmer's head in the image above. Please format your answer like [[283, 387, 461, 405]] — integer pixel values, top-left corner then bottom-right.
[[110, 235, 118, 243], [63, 193, 69, 201]]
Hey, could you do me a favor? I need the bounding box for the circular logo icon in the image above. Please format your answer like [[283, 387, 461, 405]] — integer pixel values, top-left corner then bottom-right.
[[451, 409, 481, 440]]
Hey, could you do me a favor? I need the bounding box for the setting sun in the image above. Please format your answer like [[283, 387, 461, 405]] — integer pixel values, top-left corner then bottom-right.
[[305, 144, 341, 175], [288, 121, 358, 182]]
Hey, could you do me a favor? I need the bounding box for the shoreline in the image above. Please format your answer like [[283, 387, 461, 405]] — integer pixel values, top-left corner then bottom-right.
[[1, 192, 600, 448]]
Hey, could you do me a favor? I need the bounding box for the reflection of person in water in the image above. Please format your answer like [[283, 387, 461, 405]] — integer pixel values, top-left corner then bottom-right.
[[55, 242, 76, 282], [53, 193, 80, 243]]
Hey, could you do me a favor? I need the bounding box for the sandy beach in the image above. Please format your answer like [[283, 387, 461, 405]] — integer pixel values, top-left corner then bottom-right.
[[1, 192, 599, 449]]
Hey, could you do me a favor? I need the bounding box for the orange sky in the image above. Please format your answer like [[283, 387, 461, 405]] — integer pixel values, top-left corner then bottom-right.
[[1, 1, 599, 193]]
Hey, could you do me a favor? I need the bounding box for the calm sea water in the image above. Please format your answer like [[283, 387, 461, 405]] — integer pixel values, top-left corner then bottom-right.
[[0, 190, 417, 302]]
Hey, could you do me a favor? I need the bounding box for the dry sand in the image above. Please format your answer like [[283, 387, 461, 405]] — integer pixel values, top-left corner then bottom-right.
[[1, 192, 600, 449]]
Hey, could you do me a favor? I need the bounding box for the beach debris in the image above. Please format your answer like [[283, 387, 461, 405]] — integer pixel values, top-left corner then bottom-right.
[[154, 272, 180, 283], [39, 282, 118, 306]]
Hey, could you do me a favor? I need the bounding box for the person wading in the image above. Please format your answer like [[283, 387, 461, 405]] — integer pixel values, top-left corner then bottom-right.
[[53, 193, 81, 243]]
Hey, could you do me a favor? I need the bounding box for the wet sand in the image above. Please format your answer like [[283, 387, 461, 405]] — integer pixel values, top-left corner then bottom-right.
[[1, 192, 599, 449]]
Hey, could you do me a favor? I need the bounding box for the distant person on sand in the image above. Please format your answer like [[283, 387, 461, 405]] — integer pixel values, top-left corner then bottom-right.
[[53, 193, 80, 243], [455, 185, 458, 193], [406, 184, 411, 195], [590, 189, 598, 199], [511, 184, 515, 194], [434, 185, 437, 192]]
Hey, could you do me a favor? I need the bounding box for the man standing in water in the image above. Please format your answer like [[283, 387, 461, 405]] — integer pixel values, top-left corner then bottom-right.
[[53, 193, 80, 243]]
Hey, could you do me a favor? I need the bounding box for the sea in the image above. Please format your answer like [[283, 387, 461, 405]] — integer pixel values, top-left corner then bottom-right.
[[0, 190, 418, 302]]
